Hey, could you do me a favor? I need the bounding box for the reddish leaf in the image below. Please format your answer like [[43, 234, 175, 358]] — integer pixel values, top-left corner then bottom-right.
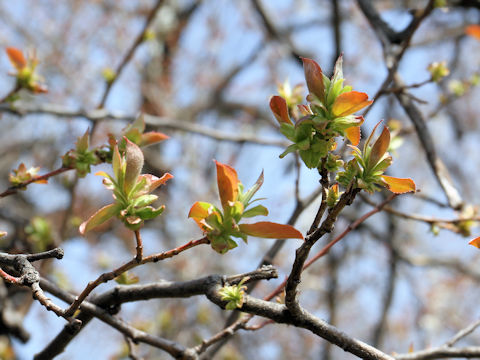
[[332, 91, 372, 117], [6, 47, 27, 70], [141, 131, 169, 147], [297, 104, 312, 116], [301, 57, 325, 101], [269, 96, 292, 125], [79, 203, 120, 235], [239, 222, 303, 239], [381, 175, 416, 194], [369, 126, 390, 168], [466, 25, 480, 40], [141, 173, 173, 193], [469, 237, 480, 249], [215, 160, 239, 209]]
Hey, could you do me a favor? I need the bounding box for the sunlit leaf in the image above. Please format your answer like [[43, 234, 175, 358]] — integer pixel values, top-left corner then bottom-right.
[[381, 175, 416, 194], [239, 222, 303, 239], [6, 47, 27, 70], [301, 57, 325, 101], [215, 160, 239, 210], [345, 126, 361, 146], [242, 204, 269, 218], [269, 96, 292, 124], [188, 201, 211, 218], [79, 203, 121, 235], [331, 91, 372, 117], [469, 237, 480, 249], [141, 131, 170, 147]]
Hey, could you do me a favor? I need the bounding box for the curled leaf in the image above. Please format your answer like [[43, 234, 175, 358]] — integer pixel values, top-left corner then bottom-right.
[[269, 96, 292, 125], [124, 138, 144, 194], [332, 91, 373, 117], [302, 57, 325, 101], [215, 160, 239, 210]]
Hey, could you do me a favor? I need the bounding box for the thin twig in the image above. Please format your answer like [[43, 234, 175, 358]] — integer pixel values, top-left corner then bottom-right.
[[63, 236, 209, 317], [0, 166, 71, 198], [97, 0, 165, 108]]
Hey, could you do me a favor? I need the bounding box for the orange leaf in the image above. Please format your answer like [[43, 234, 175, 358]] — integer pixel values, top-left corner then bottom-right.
[[345, 126, 361, 146], [469, 237, 480, 249], [215, 160, 239, 209], [301, 57, 325, 101], [269, 96, 292, 125], [332, 91, 373, 117], [188, 201, 212, 220], [239, 222, 303, 239], [6, 47, 27, 70], [141, 131, 169, 147], [188, 201, 215, 232], [381, 175, 416, 194], [369, 126, 390, 168], [466, 25, 480, 40]]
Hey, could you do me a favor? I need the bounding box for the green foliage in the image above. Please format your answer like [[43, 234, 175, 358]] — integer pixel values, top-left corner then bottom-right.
[[219, 278, 248, 310], [80, 139, 173, 234]]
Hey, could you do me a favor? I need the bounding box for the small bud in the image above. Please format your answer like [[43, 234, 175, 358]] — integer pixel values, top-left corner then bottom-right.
[[427, 61, 449, 83]]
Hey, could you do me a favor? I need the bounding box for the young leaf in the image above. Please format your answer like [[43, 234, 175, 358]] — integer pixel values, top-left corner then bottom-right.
[[112, 145, 123, 183], [369, 126, 390, 169], [215, 160, 239, 210], [270, 96, 292, 124], [239, 222, 303, 239], [76, 130, 90, 153], [331, 91, 372, 117], [79, 203, 121, 235], [345, 126, 361, 146], [141, 132, 170, 147], [124, 138, 144, 194], [469, 237, 480, 249], [188, 201, 214, 220], [301, 57, 325, 101], [381, 175, 416, 194], [6, 47, 27, 70], [242, 204, 269, 218], [241, 170, 264, 205]]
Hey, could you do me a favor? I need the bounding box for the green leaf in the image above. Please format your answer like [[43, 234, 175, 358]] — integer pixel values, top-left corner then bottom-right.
[[132, 194, 157, 208], [279, 143, 298, 158], [242, 204, 269, 218], [79, 203, 121, 235], [136, 205, 165, 220], [76, 130, 90, 153], [124, 138, 144, 194], [240, 170, 264, 206]]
